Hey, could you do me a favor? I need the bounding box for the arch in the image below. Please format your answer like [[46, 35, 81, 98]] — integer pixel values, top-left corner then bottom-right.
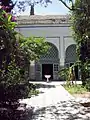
[[40, 42, 59, 60], [65, 44, 77, 64], [35, 42, 59, 80]]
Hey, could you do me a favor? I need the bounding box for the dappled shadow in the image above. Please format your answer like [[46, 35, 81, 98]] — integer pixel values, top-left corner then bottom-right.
[[35, 83, 56, 95], [30, 100, 90, 120], [0, 83, 33, 120], [29, 81, 56, 89], [35, 84, 55, 89], [0, 104, 34, 120], [29, 82, 56, 95], [81, 102, 90, 107]]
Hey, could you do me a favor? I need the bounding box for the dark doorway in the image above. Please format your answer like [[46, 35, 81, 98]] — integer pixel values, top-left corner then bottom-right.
[[74, 65, 78, 80], [42, 64, 53, 80]]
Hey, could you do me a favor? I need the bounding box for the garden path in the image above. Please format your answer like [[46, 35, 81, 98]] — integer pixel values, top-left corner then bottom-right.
[[20, 81, 90, 120]]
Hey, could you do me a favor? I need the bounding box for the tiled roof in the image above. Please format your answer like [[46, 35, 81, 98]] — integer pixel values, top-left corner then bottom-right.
[[16, 15, 70, 25]]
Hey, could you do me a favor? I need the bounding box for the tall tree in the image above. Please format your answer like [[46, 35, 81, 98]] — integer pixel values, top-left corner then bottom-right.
[[58, 0, 90, 85], [71, 0, 90, 85]]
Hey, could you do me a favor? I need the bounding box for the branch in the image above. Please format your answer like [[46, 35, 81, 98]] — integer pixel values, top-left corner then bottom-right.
[[59, 0, 75, 11]]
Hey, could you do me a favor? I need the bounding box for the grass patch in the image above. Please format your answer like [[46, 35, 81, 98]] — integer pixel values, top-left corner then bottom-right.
[[63, 84, 88, 94], [28, 89, 39, 98], [27, 83, 40, 98]]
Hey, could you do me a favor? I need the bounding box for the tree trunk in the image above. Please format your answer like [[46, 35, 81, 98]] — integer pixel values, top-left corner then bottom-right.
[[81, 62, 86, 86]]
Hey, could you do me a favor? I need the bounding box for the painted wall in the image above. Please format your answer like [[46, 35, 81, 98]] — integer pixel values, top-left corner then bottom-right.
[[16, 23, 76, 66], [15, 23, 76, 80]]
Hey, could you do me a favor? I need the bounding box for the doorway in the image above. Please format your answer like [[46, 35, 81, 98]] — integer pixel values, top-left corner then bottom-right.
[[42, 64, 53, 80]]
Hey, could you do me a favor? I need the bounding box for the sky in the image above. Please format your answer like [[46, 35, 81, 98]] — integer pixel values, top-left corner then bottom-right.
[[15, 0, 70, 16]]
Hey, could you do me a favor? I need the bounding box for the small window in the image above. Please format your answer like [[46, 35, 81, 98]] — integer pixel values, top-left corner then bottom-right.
[[54, 64, 58, 71]]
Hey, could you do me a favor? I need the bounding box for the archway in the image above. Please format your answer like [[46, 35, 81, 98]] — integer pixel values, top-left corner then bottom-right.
[[65, 44, 78, 79], [35, 42, 59, 80], [65, 44, 77, 66]]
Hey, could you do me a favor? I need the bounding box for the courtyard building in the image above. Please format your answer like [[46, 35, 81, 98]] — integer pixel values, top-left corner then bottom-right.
[[16, 15, 78, 81]]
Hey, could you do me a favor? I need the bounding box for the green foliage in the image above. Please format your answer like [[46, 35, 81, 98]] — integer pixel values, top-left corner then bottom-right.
[[0, 5, 48, 119], [28, 89, 39, 97], [0, 7, 30, 113], [25, 83, 40, 98], [5, 60, 25, 86], [71, 0, 90, 85], [0, 8, 18, 85], [71, 0, 90, 55], [0, 6, 49, 117], [86, 78, 90, 91], [71, 0, 90, 43], [64, 84, 87, 94], [59, 68, 69, 80], [58, 0, 90, 86], [0, 9, 16, 30], [18, 35, 49, 61]]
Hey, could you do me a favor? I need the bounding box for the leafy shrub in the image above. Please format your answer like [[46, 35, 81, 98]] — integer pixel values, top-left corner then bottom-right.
[[0, 6, 32, 120], [28, 83, 39, 98], [64, 84, 87, 94], [0, 83, 29, 109], [59, 68, 69, 81], [86, 78, 90, 91], [0, 7, 29, 111]]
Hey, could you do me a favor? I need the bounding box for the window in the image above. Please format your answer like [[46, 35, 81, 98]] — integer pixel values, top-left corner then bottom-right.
[[54, 64, 58, 71]]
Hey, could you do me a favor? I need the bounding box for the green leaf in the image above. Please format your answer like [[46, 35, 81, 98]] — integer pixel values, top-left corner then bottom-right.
[[8, 14, 12, 22]]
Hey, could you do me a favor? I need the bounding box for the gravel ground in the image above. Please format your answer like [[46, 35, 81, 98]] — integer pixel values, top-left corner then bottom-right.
[[19, 83, 90, 120]]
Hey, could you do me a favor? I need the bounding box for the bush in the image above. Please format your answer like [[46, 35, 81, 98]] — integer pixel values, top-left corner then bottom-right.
[[64, 84, 87, 94], [0, 7, 30, 120], [0, 83, 29, 109], [86, 78, 90, 91], [59, 68, 69, 81]]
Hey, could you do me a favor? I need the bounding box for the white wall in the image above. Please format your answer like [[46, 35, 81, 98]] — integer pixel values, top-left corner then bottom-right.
[[16, 24, 71, 37], [16, 23, 76, 66]]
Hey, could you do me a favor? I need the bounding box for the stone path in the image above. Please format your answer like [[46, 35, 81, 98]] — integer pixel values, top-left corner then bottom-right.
[[20, 82, 90, 120], [31, 100, 90, 120]]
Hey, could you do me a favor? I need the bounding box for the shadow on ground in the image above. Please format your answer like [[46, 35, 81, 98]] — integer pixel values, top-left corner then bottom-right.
[[1, 99, 90, 120], [30, 100, 90, 120], [35, 83, 56, 95], [35, 83, 55, 89]]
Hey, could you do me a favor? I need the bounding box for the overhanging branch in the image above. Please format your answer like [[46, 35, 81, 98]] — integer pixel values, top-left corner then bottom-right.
[[59, 0, 75, 11]]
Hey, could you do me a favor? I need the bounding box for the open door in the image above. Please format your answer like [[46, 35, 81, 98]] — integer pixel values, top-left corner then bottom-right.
[[42, 64, 53, 80]]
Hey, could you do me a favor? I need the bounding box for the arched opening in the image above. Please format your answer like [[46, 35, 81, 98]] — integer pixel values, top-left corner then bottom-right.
[[65, 44, 77, 65], [35, 42, 59, 80], [65, 44, 78, 79], [40, 42, 59, 60]]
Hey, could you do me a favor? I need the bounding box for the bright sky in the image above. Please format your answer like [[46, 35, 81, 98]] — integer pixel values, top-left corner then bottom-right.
[[15, 0, 69, 16]]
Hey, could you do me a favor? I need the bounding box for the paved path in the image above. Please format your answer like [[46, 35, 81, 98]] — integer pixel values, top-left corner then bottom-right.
[[29, 81, 82, 85], [20, 82, 90, 120]]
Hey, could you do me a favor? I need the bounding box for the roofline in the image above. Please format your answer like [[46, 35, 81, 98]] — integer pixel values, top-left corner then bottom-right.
[[16, 15, 71, 25]]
